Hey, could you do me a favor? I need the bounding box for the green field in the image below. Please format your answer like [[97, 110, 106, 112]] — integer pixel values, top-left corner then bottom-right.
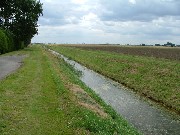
[[0, 45, 140, 135], [49, 45, 180, 113]]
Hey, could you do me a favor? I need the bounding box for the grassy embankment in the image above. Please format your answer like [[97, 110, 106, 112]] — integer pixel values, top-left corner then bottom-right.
[[0, 45, 140, 135], [49, 45, 180, 113]]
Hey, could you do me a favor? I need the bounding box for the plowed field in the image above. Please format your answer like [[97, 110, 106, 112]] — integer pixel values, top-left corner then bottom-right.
[[74, 45, 180, 61]]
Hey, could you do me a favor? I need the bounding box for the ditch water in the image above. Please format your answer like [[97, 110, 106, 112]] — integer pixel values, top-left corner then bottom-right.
[[49, 49, 180, 135]]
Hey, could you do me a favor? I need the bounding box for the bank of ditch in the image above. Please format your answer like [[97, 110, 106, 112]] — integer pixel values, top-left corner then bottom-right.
[[49, 45, 180, 114], [0, 45, 140, 135]]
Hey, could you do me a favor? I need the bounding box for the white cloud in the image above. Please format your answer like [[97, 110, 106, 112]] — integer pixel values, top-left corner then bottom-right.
[[71, 0, 87, 5], [129, 0, 136, 5], [33, 0, 180, 44], [82, 13, 98, 21]]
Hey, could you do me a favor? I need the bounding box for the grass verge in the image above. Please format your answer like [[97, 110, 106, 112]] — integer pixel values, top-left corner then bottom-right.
[[48, 45, 180, 114], [0, 45, 140, 135]]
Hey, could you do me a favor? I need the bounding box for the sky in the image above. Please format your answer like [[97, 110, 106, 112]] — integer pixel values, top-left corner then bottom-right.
[[32, 0, 180, 45]]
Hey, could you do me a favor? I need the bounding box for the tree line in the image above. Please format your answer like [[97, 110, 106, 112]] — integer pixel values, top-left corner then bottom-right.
[[0, 0, 43, 54]]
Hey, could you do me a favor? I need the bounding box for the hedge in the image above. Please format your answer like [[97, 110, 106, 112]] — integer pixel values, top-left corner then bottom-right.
[[0, 29, 8, 54], [0, 29, 15, 54]]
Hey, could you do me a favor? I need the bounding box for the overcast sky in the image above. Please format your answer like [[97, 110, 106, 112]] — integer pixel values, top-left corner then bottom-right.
[[32, 0, 180, 45]]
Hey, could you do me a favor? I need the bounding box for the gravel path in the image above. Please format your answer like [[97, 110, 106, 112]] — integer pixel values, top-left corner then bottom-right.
[[0, 55, 25, 80]]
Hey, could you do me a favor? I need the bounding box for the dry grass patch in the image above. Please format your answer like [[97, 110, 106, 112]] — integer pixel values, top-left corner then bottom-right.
[[67, 84, 108, 118]]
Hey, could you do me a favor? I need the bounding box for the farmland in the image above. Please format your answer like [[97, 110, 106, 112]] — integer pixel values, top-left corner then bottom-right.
[[0, 45, 140, 135], [74, 45, 180, 61], [49, 45, 180, 114]]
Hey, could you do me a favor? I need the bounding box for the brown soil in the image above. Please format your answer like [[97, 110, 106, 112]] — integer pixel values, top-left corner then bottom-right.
[[73, 45, 180, 61], [67, 84, 108, 118]]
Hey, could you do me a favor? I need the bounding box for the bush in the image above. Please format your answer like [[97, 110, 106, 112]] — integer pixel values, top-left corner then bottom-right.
[[4, 30, 15, 52], [0, 29, 8, 54], [0, 29, 15, 54], [13, 39, 25, 50]]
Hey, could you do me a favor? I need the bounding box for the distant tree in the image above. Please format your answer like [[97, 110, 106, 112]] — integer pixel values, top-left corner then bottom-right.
[[155, 44, 161, 46], [0, 0, 43, 49], [141, 44, 145, 46]]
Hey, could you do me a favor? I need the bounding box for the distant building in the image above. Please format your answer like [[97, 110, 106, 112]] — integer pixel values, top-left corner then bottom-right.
[[164, 42, 175, 47]]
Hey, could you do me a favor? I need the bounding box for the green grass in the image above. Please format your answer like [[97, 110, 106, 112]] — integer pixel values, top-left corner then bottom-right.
[[0, 45, 140, 135], [49, 45, 180, 113]]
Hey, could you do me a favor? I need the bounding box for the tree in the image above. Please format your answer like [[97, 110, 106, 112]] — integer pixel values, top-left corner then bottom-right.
[[0, 0, 43, 49]]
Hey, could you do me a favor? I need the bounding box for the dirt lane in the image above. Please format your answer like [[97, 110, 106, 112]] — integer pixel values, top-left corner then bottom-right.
[[0, 55, 25, 80]]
